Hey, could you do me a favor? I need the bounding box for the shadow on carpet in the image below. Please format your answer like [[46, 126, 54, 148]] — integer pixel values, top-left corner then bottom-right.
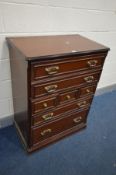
[[0, 90, 116, 175]]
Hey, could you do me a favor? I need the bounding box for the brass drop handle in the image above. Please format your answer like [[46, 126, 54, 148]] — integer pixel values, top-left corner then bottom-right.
[[66, 95, 71, 100], [44, 85, 58, 93], [41, 129, 52, 136], [77, 101, 87, 108], [87, 60, 98, 67], [84, 76, 94, 83], [43, 103, 48, 108], [73, 116, 82, 123], [45, 66, 59, 75], [42, 113, 53, 121]]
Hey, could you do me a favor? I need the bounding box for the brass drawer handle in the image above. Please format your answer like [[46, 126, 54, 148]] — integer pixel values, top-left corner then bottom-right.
[[42, 112, 53, 121], [41, 129, 52, 136], [43, 102, 48, 108], [77, 101, 87, 108], [87, 60, 98, 67], [66, 95, 71, 100], [84, 76, 94, 83], [45, 66, 59, 75], [73, 116, 82, 123], [45, 85, 58, 93]]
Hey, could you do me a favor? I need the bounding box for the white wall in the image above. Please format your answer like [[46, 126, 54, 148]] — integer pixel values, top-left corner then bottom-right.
[[0, 0, 116, 124]]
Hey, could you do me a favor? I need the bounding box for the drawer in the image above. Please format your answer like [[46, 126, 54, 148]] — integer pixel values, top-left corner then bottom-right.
[[31, 71, 101, 98], [59, 89, 78, 104], [80, 85, 97, 97], [31, 96, 57, 115], [31, 53, 106, 81], [32, 96, 92, 126], [32, 109, 88, 145]]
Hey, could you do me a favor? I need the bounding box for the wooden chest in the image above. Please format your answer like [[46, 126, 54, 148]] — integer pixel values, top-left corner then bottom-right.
[[7, 34, 109, 152]]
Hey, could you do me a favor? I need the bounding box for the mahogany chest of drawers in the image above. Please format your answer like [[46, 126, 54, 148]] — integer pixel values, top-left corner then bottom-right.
[[7, 34, 109, 152]]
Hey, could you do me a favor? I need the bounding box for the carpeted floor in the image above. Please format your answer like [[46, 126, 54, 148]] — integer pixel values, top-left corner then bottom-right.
[[0, 90, 116, 175]]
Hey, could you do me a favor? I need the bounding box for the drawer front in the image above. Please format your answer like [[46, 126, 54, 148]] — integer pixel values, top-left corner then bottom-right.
[[31, 54, 106, 81], [59, 89, 78, 104], [80, 85, 97, 97], [32, 96, 92, 126], [31, 96, 57, 115], [32, 109, 88, 144], [31, 71, 101, 98]]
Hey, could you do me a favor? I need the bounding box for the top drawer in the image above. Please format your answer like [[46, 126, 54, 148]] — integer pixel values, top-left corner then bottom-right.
[[31, 53, 106, 81]]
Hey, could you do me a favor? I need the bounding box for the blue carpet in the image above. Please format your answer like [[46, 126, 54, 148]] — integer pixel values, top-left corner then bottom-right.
[[0, 91, 116, 175]]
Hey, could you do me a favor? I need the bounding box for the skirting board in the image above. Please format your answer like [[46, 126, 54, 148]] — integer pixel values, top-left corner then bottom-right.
[[0, 115, 14, 129], [95, 84, 116, 96], [0, 84, 116, 129]]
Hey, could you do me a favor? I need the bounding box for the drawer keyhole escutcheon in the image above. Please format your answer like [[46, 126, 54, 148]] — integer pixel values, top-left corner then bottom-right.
[[73, 116, 82, 123], [42, 113, 54, 121], [66, 95, 71, 100], [43, 103, 48, 108], [45, 85, 58, 93], [86, 89, 91, 93], [41, 129, 52, 136], [87, 60, 98, 67], [84, 76, 94, 83], [45, 66, 59, 75]]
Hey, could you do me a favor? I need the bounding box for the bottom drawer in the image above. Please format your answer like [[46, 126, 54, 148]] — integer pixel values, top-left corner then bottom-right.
[[32, 109, 88, 145]]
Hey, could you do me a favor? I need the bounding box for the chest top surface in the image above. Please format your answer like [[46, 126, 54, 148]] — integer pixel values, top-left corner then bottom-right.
[[7, 34, 109, 60]]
